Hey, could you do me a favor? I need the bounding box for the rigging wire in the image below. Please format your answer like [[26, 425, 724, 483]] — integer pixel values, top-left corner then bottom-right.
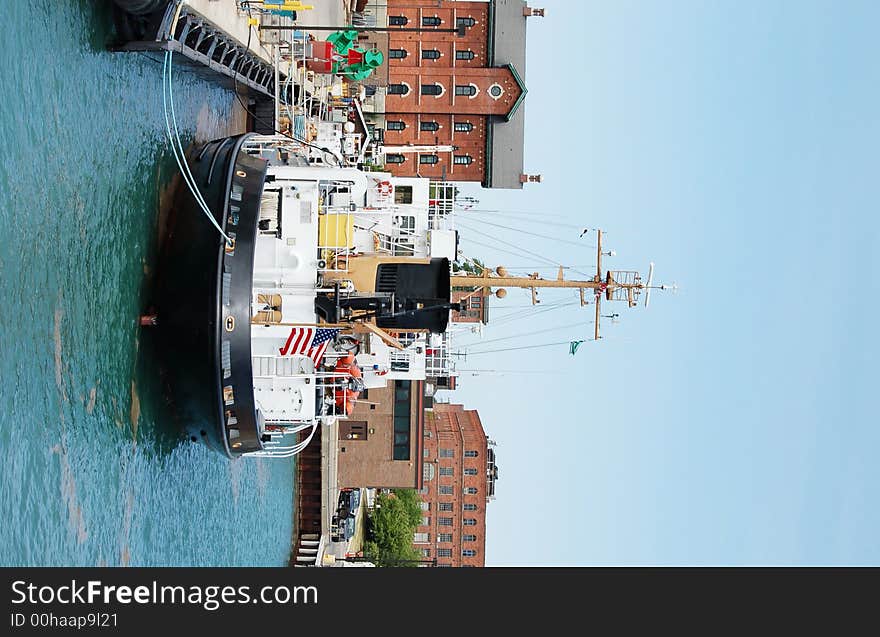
[[460, 215, 592, 249], [455, 219, 560, 267], [457, 320, 589, 351], [459, 341, 579, 355]]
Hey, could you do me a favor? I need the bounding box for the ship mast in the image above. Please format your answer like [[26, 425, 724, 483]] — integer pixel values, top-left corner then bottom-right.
[[451, 230, 667, 339]]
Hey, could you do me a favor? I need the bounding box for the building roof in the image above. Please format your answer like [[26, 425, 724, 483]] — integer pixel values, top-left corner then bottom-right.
[[485, 0, 529, 189]]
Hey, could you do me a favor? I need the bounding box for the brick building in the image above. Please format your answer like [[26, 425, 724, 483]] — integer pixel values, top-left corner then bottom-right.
[[368, 0, 544, 188], [337, 380, 426, 489], [415, 403, 498, 567]]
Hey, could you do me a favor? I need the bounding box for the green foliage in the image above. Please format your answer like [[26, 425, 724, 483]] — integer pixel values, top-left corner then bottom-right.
[[453, 256, 485, 276], [364, 489, 426, 567]]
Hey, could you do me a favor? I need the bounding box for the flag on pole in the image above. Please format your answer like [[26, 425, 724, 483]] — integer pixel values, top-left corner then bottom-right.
[[569, 340, 584, 356], [279, 327, 341, 366]]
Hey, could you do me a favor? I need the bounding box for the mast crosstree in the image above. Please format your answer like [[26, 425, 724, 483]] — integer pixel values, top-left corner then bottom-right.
[[451, 230, 672, 339]]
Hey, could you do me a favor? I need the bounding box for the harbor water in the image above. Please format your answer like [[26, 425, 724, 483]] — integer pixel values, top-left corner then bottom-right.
[[0, 0, 295, 566]]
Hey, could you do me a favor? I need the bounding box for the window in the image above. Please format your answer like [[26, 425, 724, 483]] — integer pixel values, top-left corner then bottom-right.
[[420, 121, 439, 132], [394, 186, 413, 204], [421, 516, 430, 526], [439, 486, 454, 495], [455, 85, 477, 97], [437, 548, 452, 558], [462, 549, 477, 557], [389, 16, 408, 26], [414, 532, 429, 543], [421, 548, 431, 557], [389, 49, 408, 59], [439, 517, 453, 527], [387, 83, 410, 95], [440, 449, 454, 458], [464, 468, 478, 476], [386, 121, 406, 131], [456, 17, 475, 27], [421, 49, 441, 60], [440, 467, 454, 477], [453, 155, 473, 165], [419, 154, 439, 165], [465, 450, 478, 458], [421, 84, 443, 96], [422, 16, 441, 26], [464, 487, 478, 495], [392, 381, 411, 460], [464, 518, 477, 526], [455, 50, 475, 60], [463, 534, 477, 542], [438, 533, 453, 543], [386, 154, 405, 164], [454, 121, 473, 132], [439, 503, 453, 512], [422, 463, 435, 481], [463, 503, 477, 511], [488, 84, 504, 98], [420, 502, 430, 511]]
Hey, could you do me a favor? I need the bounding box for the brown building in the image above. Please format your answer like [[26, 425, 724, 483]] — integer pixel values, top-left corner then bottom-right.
[[372, 0, 543, 188], [415, 403, 498, 567], [337, 380, 426, 489], [451, 289, 488, 323]]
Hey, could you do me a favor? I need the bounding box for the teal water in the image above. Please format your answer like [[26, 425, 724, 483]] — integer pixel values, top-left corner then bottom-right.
[[0, 1, 295, 566]]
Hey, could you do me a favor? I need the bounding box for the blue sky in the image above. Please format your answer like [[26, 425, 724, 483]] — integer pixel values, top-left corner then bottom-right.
[[447, 0, 880, 565]]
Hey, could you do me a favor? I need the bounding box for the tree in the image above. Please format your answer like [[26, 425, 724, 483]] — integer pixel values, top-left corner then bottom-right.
[[363, 489, 425, 567]]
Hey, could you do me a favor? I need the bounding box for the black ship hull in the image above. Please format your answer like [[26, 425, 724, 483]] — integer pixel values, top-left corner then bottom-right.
[[156, 133, 267, 458]]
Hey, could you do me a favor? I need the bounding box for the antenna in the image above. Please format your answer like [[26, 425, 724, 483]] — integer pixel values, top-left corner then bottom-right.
[[644, 262, 655, 308]]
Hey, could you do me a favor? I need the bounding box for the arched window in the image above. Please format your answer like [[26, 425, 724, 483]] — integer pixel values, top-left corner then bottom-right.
[[464, 468, 478, 476], [421, 83, 443, 96], [455, 50, 475, 60], [454, 121, 473, 132], [463, 518, 477, 526], [420, 121, 439, 132], [463, 534, 477, 542], [455, 84, 477, 97], [421, 49, 441, 60], [422, 16, 442, 26], [388, 49, 408, 59], [389, 16, 408, 26], [419, 154, 439, 165], [456, 17, 476, 27], [462, 549, 477, 557], [463, 503, 478, 511], [464, 487, 478, 495], [385, 154, 405, 164], [387, 83, 410, 95], [386, 121, 406, 131], [453, 155, 473, 165]]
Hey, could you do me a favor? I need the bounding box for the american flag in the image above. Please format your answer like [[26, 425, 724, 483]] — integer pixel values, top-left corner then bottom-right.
[[278, 327, 340, 366]]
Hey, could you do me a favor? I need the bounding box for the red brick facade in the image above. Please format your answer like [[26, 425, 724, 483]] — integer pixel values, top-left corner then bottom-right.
[[382, 1, 522, 183], [416, 403, 494, 567]]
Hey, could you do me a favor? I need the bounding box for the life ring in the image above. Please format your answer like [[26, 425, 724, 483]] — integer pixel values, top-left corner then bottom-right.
[[333, 354, 363, 416], [377, 180, 392, 196]]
